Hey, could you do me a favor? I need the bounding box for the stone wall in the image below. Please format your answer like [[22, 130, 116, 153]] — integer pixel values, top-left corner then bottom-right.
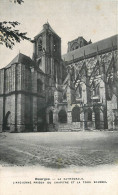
[[64, 49, 118, 130], [0, 69, 4, 94], [4, 94, 15, 132], [0, 97, 3, 132], [17, 94, 25, 132], [107, 100, 113, 129]]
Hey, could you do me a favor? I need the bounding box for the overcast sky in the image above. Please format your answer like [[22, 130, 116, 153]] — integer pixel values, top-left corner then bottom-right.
[[0, 0, 117, 68]]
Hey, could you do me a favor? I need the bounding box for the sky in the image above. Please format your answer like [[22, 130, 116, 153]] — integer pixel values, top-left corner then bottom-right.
[[0, 0, 117, 68]]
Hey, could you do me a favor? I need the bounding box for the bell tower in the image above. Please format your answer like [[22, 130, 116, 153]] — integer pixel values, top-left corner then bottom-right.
[[33, 23, 62, 84]]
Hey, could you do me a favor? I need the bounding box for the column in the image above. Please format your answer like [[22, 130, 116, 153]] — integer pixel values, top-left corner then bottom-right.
[[67, 111, 72, 123], [92, 111, 95, 129], [80, 111, 85, 131], [53, 109, 58, 131], [32, 96, 37, 132], [100, 110, 104, 129], [17, 94, 25, 132]]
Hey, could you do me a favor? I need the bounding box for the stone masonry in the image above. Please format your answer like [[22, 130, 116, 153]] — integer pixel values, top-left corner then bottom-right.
[[0, 23, 118, 132]]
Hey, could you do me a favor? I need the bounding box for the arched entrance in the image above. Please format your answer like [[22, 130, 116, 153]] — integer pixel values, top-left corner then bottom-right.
[[37, 108, 46, 132], [84, 109, 92, 121], [49, 110, 53, 124], [58, 110, 67, 123], [3, 111, 11, 131], [94, 109, 100, 129], [72, 106, 80, 122], [84, 109, 92, 129]]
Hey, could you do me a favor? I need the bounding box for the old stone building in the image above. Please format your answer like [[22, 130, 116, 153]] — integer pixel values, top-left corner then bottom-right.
[[62, 35, 118, 131], [0, 23, 118, 132]]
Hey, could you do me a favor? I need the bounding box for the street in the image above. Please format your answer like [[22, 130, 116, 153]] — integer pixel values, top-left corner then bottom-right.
[[0, 131, 118, 169]]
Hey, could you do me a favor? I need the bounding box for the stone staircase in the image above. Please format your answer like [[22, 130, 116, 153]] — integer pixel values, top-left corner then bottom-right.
[[48, 124, 57, 132], [58, 123, 82, 132]]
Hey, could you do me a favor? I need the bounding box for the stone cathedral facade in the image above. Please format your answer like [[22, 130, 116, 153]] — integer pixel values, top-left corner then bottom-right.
[[0, 23, 118, 132]]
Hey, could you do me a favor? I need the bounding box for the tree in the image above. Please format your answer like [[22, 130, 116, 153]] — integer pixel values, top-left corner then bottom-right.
[[0, 0, 32, 49]]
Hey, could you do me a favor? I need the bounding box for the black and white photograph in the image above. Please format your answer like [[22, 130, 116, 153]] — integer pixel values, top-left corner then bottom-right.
[[0, 0, 118, 194]]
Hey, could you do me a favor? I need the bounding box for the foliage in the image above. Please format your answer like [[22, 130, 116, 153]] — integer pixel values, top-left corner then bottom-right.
[[10, 0, 24, 4], [0, 0, 33, 49], [0, 21, 33, 49]]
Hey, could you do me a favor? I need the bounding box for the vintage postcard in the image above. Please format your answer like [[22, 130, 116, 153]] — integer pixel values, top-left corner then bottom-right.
[[0, 0, 118, 194]]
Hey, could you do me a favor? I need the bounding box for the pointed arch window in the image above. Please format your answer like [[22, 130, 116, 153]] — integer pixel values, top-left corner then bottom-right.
[[91, 81, 99, 97], [38, 37, 42, 52], [76, 84, 82, 98], [72, 106, 80, 122], [95, 83, 100, 96]]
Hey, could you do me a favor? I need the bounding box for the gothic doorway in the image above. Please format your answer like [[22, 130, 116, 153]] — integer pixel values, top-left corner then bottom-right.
[[95, 109, 100, 129], [114, 114, 118, 128], [84, 109, 92, 129], [72, 106, 80, 122], [37, 108, 46, 132], [49, 110, 53, 124], [58, 110, 67, 123], [3, 111, 11, 131]]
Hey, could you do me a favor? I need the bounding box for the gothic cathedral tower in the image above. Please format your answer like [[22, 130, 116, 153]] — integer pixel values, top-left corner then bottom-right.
[[33, 23, 62, 85]]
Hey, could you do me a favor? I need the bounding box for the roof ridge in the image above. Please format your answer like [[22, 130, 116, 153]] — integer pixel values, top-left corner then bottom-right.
[[62, 34, 118, 62], [4, 53, 33, 69]]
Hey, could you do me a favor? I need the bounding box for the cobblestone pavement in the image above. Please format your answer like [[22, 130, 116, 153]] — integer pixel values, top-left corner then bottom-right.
[[0, 131, 118, 168]]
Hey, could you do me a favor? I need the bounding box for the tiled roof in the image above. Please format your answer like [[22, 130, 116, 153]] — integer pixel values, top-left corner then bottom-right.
[[62, 35, 118, 63]]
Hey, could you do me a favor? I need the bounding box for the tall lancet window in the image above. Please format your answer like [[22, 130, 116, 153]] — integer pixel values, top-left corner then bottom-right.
[[91, 81, 100, 97], [38, 37, 42, 53], [76, 84, 82, 98], [95, 83, 100, 96]]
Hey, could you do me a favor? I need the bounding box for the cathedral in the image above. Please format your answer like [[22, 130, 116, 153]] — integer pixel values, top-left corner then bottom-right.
[[0, 23, 118, 132]]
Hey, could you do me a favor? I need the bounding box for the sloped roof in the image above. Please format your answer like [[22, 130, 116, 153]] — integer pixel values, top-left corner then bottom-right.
[[34, 23, 60, 39], [4, 53, 45, 74], [5, 53, 34, 69], [62, 35, 118, 63]]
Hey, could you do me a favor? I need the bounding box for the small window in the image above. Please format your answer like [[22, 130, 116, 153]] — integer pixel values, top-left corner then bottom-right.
[[53, 39, 57, 52], [71, 42, 79, 51]]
